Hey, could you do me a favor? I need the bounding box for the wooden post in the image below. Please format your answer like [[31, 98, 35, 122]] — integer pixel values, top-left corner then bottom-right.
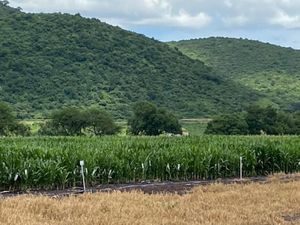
[[80, 160, 86, 192], [240, 157, 243, 180]]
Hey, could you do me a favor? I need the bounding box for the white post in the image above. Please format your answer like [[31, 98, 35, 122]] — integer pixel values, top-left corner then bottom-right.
[[240, 156, 243, 180], [80, 160, 86, 192]]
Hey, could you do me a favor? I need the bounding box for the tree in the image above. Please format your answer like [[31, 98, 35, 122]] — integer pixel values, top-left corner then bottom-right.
[[0, 1, 9, 6], [84, 108, 120, 135], [205, 105, 300, 135], [246, 105, 280, 135], [38, 121, 65, 136], [0, 102, 15, 136], [0, 102, 30, 136], [155, 108, 183, 135], [205, 113, 248, 135], [51, 108, 86, 136], [39, 107, 120, 136], [9, 123, 31, 136], [128, 102, 182, 136], [288, 112, 300, 135]]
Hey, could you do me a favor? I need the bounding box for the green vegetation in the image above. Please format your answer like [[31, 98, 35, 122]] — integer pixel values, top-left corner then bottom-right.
[[0, 136, 299, 190], [0, 1, 299, 196], [128, 102, 182, 136], [169, 37, 300, 110], [0, 4, 259, 119], [0, 102, 15, 135], [39, 107, 120, 136], [205, 106, 300, 135], [22, 118, 208, 136], [0, 102, 30, 136], [180, 119, 209, 136], [205, 114, 248, 135], [21, 120, 42, 135]]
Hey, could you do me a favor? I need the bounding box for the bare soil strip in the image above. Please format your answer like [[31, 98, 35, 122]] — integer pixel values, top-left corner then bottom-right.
[[1, 174, 299, 198]]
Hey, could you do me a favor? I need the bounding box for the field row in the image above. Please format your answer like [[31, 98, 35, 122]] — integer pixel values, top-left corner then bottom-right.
[[0, 136, 299, 190]]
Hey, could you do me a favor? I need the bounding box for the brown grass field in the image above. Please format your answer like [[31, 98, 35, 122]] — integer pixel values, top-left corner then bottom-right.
[[0, 176, 299, 225]]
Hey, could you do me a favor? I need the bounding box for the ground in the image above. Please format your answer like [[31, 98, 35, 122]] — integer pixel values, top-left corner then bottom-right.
[[0, 174, 299, 225]]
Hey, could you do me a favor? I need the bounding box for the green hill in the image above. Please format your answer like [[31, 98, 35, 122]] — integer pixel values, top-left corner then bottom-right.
[[169, 37, 300, 111], [0, 4, 259, 119]]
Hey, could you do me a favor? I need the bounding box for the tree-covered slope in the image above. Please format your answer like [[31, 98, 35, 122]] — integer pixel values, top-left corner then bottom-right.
[[169, 37, 300, 111], [0, 4, 258, 119]]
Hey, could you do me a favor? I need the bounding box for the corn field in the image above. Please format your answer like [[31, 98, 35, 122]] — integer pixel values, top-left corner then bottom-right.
[[0, 136, 299, 191]]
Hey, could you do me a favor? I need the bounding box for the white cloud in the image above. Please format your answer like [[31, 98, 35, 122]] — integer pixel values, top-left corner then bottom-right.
[[222, 15, 249, 27], [8, 0, 300, 48], [270, 10, 300, 28], [144, 0, 170, 10], [10, 0, 96, 12], [9, 0, 300, 30], [224, 0, 233, 8], [10, 0, 212, 29], [134, 10, 212, 29]]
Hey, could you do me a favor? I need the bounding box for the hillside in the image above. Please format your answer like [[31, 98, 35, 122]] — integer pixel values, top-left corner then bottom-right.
[[169, 37, 300, 111], [0, 4, 259, 119]]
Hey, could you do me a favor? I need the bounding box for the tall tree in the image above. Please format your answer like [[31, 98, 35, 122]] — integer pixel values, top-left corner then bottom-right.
[[51, 108, 86, 136], [39, 107, 120, 136], [84, 108, 120, 136], [128, 102, 182, 136], [246, 105, 279, 134], [205, 114, 248, 135]]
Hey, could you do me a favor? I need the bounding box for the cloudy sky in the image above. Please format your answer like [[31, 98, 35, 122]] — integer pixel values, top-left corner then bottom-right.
[[9, 0, 300, 49]]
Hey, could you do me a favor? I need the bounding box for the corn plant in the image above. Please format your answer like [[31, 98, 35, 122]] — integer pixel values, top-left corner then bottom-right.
[[0, 135, 299, 191]]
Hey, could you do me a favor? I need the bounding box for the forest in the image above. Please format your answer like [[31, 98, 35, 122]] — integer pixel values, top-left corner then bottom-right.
[[0, 3, 259, 119], [169, 37, 300, 112]]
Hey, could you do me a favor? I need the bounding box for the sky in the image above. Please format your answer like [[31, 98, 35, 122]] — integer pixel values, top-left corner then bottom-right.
[[8, 0, 300, 49]]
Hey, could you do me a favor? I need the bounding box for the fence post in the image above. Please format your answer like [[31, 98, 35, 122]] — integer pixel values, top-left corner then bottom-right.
[[240, 156, 243, 180], [80, 160, 86, 192]]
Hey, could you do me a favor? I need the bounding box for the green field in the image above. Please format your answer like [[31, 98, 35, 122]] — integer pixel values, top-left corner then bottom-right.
[[180, 119, 211, 136], [0, 136, 299, 191]]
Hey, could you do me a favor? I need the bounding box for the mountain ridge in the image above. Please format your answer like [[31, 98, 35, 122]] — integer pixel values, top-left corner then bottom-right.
[[168, 37, 300, 111], [0, 4, 259, 119]]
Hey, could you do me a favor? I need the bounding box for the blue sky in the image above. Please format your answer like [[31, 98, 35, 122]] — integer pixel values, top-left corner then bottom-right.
[[9, 0, 300, 49]]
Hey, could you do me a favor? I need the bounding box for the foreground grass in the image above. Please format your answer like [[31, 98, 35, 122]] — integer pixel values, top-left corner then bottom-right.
[[0, 177, 299, 225]]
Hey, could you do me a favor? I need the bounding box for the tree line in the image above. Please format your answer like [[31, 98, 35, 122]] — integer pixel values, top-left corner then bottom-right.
[[0, 101, 182, 136], [205, 105, 300, 135], [1, 101, 299, 136]]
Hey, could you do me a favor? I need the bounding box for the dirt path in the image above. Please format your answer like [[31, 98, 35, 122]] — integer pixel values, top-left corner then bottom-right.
[[1, 174, 299, 198]]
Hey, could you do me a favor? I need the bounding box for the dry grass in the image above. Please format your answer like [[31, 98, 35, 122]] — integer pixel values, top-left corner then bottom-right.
[[0, 178, 299, 225]]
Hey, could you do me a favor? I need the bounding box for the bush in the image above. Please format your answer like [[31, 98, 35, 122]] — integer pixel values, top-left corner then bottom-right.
[[128, 102, 182, 136], [9, 123, 31, 136], [38, 121, 65, 136]]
